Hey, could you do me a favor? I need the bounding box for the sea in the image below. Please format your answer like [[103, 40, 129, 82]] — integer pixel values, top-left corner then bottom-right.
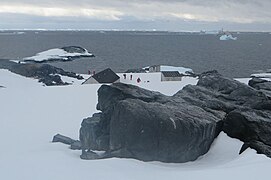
[[0, 30, 270, 78]]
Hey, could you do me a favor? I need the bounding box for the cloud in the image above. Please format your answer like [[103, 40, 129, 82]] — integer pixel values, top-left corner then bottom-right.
[[0, 0, 270, 30]]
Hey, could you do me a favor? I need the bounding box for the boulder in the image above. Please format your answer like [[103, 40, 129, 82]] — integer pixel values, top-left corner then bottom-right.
[[52, 134, 76, 145], [249, 77, 271, 91], [80, 82, 222, 163], [239, 140, 271, 158], [80, 70, 271, 162], [223, 109, 271, 146], [71, 140, 82, 150]]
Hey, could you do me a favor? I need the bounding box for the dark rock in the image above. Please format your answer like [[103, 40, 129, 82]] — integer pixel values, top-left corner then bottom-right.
[[249, 77, 268, 87], [80, 113, 109, 151], [125, 68, 147, 73], [240, 141, 271, 158], [249, 77, 271, 91], [52, 134, 76, 145], [223, 109, 271, 146], [80, 70, 271, 162], [71, 140, 82, 150], [61, 46, 87, 54], [5, 63, 83, 86], [81, 82, 222, 163], [80, 150, 100, 160]]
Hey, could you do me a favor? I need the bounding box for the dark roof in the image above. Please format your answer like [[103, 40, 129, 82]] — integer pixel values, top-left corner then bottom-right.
[[92, 68, 120, 83], [161, 71, 182, 77]]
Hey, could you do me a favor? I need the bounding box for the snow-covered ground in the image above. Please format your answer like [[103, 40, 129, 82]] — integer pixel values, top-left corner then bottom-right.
[[117, 72, 198, 95], [1, 69, 271, 180], [23, 48, 93, 62]]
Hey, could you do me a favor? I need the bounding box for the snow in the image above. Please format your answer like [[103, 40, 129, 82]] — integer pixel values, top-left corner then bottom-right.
[[23, 48, 93, 62], [118, 72, 198, 95], [1, 69, 271, 180]]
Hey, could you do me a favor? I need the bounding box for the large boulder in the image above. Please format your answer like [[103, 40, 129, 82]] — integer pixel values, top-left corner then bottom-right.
[[80, 70, 271, 162], [248, 77, 271, 91], [80, 83, 222, 163]]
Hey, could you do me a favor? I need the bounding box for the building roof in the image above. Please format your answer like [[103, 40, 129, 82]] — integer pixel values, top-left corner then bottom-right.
[[88, 68, 120, 83], [161, 71, 182, 77]]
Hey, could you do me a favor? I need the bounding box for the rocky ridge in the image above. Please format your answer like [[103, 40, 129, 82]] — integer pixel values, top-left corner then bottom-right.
[[0, 60, 83, 86]]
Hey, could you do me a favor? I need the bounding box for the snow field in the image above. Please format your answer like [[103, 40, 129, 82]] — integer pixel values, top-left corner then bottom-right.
[[1, 69, 271, 180]]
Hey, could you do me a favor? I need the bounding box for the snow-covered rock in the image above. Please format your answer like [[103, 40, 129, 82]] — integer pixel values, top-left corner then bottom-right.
[[23, 46, 94, 63]]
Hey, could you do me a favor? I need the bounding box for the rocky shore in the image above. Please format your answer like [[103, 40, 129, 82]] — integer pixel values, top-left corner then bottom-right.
[[75, 70, 271, 163], [0, 60, 83, 86]]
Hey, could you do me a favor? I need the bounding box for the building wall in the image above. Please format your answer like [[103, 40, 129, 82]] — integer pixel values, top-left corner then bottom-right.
[[161, 75, 182, 81], [114, 79, 121, 83], [83, 77, 120, 84], [82, 77, 98, 84], [149, 65, 161, 72]]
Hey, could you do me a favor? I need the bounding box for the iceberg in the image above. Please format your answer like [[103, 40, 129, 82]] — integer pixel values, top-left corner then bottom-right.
[[219, 34, 237, 41]]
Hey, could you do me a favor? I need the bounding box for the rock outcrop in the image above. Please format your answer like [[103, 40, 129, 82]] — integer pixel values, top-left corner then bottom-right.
[[249, 77, 271, 91], [52, 134, 81, 150], [2, 61, 83, 86], [80, 70, 271, 162], [23, 46, 94, 63]]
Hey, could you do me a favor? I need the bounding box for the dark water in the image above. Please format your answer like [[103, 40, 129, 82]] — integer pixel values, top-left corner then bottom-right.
[[0, 31, 270, 78]]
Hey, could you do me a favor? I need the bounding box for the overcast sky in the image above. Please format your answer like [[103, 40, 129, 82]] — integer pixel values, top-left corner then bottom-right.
[[0, 0, 270, 31]]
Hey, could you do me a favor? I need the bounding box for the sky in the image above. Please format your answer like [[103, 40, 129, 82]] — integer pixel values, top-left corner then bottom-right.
[[0, 0, 270, 31]]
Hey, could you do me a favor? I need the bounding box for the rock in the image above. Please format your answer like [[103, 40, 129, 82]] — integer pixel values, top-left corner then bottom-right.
[[5, 63, 83, 86], [61, 46, 87, 54], [240, 140, 271, 158], [125, 68, 147, 73], [223, 109, 271, 146], [80, 150, 100, 160], [249, 77, 271, 91], [71, 140, 82, 150], [80, 113, 109, 151], [52, 134, 76, 145], [80, 82, 222, 163], [79, 70, 271, 162]]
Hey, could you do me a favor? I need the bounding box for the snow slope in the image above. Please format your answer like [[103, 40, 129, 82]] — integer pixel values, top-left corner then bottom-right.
[[1, 69, 271, 180]]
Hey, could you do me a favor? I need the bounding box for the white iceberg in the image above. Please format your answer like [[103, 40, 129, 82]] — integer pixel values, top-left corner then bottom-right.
[[220, 34, 237, 41]]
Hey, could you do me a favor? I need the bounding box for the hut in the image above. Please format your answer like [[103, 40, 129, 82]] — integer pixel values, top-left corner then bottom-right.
[[82, 68, 120, 84]]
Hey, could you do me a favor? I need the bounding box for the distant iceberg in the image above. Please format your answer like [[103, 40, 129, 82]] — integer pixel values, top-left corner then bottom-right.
[[23, 46, 94, 63], [220, 34, 237, 41]]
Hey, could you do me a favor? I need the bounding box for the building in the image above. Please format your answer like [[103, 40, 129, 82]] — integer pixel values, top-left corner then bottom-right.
[[149, 65, 161, 72], [82, 68, 120, 84], [161, 71, 182, 81]]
